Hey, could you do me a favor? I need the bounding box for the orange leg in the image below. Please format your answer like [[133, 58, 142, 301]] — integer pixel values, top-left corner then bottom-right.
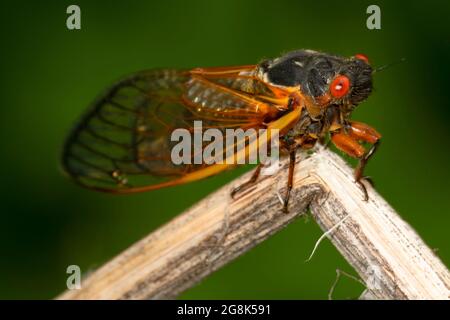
[[348, 121, 381, 183], [348, 121, 381, 144], [331, 121, 381, 200], [331, 132, 366, 158]]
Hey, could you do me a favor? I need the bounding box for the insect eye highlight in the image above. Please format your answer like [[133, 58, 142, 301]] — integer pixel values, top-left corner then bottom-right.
[[330, 75, 350, 98], [355, 53, 370, 64]]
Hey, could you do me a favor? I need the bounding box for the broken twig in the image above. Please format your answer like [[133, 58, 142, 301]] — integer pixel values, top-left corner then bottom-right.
[[58, 147, 450, 300]]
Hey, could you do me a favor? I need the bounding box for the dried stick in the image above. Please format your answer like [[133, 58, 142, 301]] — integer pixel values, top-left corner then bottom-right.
[[58, 147, 450, 300]]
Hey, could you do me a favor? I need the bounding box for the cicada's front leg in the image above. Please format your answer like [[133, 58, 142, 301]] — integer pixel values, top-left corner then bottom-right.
[[348, 121, 382, 183], [331, 121, 381, 200]]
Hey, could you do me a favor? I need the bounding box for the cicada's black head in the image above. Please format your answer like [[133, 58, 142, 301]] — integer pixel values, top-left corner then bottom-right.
[[260, 50, 373, 108]]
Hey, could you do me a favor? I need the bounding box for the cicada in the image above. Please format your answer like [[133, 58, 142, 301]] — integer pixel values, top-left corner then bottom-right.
[[62, 49, 381, 210]]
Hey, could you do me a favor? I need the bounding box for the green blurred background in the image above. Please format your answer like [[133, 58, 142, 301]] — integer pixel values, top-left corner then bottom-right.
[[0, 0, 449, 299]]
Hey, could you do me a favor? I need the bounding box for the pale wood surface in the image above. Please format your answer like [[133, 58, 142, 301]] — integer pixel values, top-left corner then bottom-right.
[[58, 147, 450, 300]]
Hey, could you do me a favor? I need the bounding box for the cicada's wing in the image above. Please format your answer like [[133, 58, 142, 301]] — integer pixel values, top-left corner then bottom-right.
[[62, 66, 290, 193]]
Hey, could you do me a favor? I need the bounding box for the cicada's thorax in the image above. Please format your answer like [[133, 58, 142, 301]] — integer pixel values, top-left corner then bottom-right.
[[280, 105, 340, 149]]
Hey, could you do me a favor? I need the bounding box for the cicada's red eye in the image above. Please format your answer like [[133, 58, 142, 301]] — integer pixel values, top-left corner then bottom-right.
[[330, 75, 350, 99], [355, 53, 370, 64]]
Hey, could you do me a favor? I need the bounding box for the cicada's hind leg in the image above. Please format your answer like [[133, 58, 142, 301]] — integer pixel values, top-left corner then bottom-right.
[[231, 148, 298, 213], [331, 121, 381, 200], [231, 164, 263, 199]]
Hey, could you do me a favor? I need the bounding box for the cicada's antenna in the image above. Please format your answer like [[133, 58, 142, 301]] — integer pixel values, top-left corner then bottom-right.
[[372, 57, 406, 74]]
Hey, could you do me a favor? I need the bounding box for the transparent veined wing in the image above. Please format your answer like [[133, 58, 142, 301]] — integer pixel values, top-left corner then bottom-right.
[[61, 67, 290, 193]]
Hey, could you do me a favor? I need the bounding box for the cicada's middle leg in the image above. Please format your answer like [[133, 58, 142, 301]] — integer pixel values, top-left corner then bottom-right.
[[331, 121, 381, 200], [280, 150, 297, 212]]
